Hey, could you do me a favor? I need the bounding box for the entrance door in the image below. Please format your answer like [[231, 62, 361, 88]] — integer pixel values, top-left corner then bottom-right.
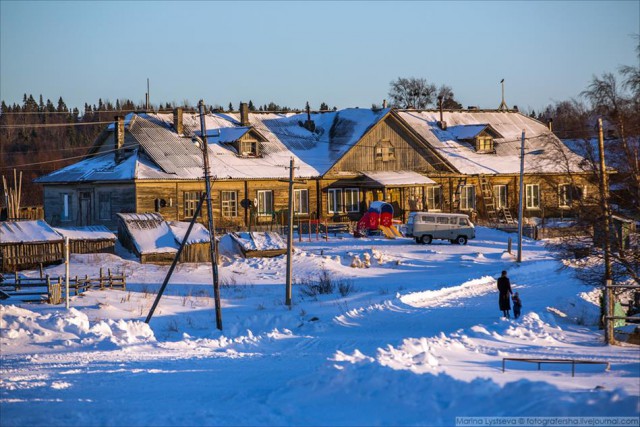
[[79, 191, 92, 226]]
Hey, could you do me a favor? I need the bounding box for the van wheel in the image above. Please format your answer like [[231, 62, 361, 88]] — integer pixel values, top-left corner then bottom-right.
[[421, 235, 432, 244], [455, 236, 468, 245]]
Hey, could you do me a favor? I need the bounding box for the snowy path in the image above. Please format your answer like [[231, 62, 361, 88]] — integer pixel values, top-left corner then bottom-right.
[[2, 230, 639, 426]]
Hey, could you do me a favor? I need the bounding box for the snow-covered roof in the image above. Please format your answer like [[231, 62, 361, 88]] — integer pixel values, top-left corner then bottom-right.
[[117, 213, 177, 254], [230, 232, 286, 252], [53, 225, 116, 241], [447, 124, 503, 140], [0, 220, 63, 244], [362, 171, 436, 186], [169, 221, 211, 245], [397, 110, 589, 175]]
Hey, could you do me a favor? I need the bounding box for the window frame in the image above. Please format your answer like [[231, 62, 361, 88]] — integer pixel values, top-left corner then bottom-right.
[[61, 193, 72, 222], [426, 186, 442, 211], [184, 191, 201, 218], [327, 188, 343, 214], [257, 190, 274, 217], [460, 185, 476, 211], [344, 188, 360, 213], [493, 185, 508, 209], [98, 192, 111, 221], [293, 188, 309, 215], [221, 190, 238, 217], [525, 184, 540, 209], [374, 139, 396, 162]]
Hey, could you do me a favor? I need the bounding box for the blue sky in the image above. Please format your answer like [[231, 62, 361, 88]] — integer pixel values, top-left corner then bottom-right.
[[1, 1, 638, 113]]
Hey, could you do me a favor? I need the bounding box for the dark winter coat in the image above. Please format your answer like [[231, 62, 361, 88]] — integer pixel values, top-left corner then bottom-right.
[[497, 276, 512, 311]]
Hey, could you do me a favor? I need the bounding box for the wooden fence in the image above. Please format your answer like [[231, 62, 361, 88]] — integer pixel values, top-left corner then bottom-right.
[[0, 269, 126, 304]]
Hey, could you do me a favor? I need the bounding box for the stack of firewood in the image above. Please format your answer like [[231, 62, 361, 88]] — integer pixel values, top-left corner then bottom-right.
[[2, 169, 22, 220]]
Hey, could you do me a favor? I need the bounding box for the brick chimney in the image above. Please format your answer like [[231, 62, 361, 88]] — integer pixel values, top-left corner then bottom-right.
[[437, 96, 447, 130], [114, 116, 125, 163], [240, 102, 249, 126], [173, 107, 183, 135]]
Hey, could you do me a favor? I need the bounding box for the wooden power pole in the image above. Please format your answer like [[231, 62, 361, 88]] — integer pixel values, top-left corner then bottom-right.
[[597, 118, 614, 344], [285, 157, 295, 306]]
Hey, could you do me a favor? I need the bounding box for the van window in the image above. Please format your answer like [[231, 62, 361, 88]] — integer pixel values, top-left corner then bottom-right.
[[424, 216, 435, 223], [449, 217, 458, 224], [437, 217, 448, 224], [459, 218, 469, 226]]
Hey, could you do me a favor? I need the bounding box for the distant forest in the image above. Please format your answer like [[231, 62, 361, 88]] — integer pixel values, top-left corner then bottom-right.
[[0, 95, 327, 205]]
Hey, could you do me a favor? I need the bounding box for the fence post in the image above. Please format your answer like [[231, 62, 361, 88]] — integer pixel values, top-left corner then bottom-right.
[[508, 237, 512, 254]]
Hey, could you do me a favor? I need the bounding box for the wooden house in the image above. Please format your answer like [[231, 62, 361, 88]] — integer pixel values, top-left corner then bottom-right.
[[0, 220, 64, 272], [36, 103, 600, 230]]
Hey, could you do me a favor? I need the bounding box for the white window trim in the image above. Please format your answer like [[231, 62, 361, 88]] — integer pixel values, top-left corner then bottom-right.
[[526, 184, 540, 209], [293, 189, 309, 215], [61, 193, 71, 221], [344, 188, 360, 213], [328, 188, 343, 214], [493, 185, 507, 209], [257, 190, 273, 216], [460, 185, 476, 210]]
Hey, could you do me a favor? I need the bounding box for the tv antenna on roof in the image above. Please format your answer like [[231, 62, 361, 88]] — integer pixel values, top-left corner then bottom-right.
[[498, 79, 508, 111]]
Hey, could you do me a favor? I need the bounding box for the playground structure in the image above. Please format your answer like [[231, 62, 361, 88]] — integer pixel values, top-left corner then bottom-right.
[[354, 201, 403, 239]]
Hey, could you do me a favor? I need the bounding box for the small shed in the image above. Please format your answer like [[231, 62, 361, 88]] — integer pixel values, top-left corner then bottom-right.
[[117, 213, 214, 264], [53, 226, 117, 254], [117, 213, 178, 264], [169, 221, 213, 263], [230, 231, 287, 258], [0, 220, 64, 272]]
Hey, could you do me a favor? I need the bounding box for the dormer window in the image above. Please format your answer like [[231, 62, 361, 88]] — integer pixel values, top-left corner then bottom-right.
[[375, 139, 395, 161], [239, 139, 259, 157], [476, 135, 494, 152], [448, 124, 502, 154]]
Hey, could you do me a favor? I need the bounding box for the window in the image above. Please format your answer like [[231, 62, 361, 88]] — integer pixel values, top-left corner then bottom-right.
[[345, 188, 359, 212], [328, 188, 343, 214], [558, 184, 583, 208], [239, 139, 259, 157], [374, 139, 395, 162], [257, 190, 273, 216], [294, 189, 309, 215], [221, 191, 238, 217], [407, 187, 424, 211], [437, 217, 449, 224], [459, 218, 470, 226], [184, 191, 201, 217], [424, 216, 435, 223], [526, 184, 540, 209], [98, 193, 111, 220], [460, 185, 476, 210], [426, 186, 442, 211], [493, 185, 508, 209], [61, 193, 72, 221], [476, 136, 494, 152]]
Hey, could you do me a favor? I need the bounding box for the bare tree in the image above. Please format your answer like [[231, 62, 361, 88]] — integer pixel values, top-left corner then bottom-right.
[[437, 85, 463, 109], [388, 77, 437, 109]]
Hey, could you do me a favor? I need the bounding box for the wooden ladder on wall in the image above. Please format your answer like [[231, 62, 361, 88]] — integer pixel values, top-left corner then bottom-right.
[[478, 175, 498, 226], [451, 177, 467, 212]]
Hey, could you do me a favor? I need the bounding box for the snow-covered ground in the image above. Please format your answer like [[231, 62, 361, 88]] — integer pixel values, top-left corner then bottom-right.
[[1, 227, 638, 426]]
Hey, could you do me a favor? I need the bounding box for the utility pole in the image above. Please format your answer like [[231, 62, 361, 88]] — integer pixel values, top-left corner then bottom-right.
[[198, 100, 223, 331], [517, 130, 525, 263], [285, 157, 295, 306], [597, 118, 614, 344]]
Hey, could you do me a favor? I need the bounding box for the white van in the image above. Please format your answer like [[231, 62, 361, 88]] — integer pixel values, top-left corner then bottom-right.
[[406, 212, 475, 245]]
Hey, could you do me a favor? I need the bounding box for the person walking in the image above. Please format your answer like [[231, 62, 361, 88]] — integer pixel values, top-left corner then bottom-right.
[[497, 270, 512, 318], [512, 292, 522, 319]]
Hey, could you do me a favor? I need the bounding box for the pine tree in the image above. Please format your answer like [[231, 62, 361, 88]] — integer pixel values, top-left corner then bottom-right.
[[319, 102, 329, 111], [228, 102, 233, 111], [248, 100, 256, 111]]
